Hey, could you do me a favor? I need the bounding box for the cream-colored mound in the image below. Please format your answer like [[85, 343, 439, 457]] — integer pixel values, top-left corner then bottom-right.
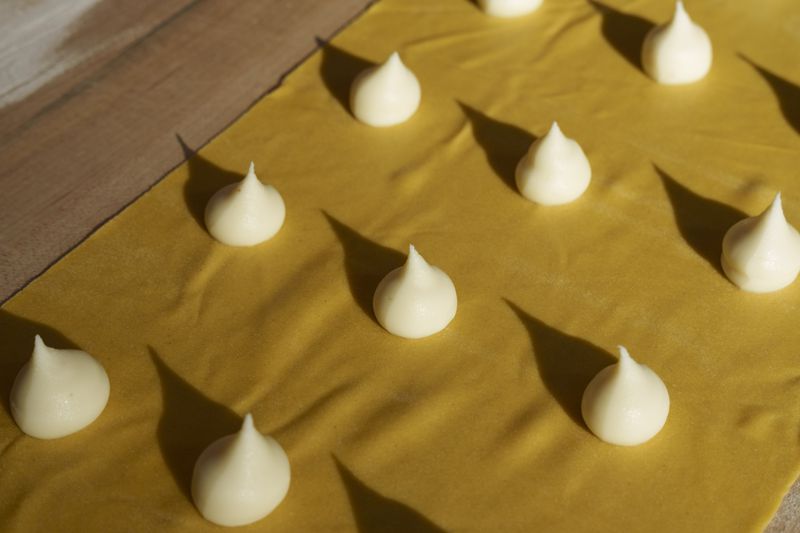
[[204, 162, 285, 246], [10, 335, 110, 439], [373, 244, 457, 339], [515, 121, 591, 205], [581, 346, 670, 446], [722, 193, 800, 293], [478, 0, 542, 18], [192, 413, 291, 527], [641, 1, 712, 85], [350, 52, 421, 127]]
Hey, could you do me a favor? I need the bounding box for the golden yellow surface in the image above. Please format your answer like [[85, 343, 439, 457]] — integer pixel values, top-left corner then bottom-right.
[[2, 1, 800, 530]]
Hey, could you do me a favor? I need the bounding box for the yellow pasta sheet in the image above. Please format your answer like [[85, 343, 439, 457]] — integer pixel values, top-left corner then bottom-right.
[[2, 0, 800, 531]]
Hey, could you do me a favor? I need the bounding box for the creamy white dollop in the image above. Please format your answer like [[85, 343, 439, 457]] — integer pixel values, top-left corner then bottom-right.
[[350, 52, 421, 127], [721, 193, 800, 293], [204, 162, 286, 246], [478, 0, 542, 18], [581, 346, 670, 446], [515, 122, 591, 205], [641, 1, 712, 85], [373, 244, 457, 339], [10, 335, 110, 439], [192, 413, 291, 527]]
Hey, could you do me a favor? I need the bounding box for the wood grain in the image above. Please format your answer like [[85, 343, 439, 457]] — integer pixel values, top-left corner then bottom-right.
[[0, 0, 372, 303], [0, 1, 796, 529]]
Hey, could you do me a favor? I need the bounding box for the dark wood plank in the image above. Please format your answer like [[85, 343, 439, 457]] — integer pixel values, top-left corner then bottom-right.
[[0, 0, 372, 302]]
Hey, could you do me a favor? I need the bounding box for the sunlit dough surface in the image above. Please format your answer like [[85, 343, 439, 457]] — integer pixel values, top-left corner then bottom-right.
[[1, 1, 800, 531]]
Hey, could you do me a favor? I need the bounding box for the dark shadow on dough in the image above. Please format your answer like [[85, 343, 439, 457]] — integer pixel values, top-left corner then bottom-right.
[[178, 134, 242, 229], [458, 101, 536, 193], [333, 456, 445, 533], [587, 0, 654, 73], [655, 164, 745, 275], [505, 300, 614, 428], [739, 54, 800, 135], [150, 347, 241, 501], [0, 311, 79, 417], [316, 37, 375, 115], [323, 212, 405, 323]]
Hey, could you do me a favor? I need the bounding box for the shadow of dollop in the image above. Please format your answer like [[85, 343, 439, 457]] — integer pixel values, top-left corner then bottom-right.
[[323, 211, 405, 324], [505, 300, 615, 428], [655, 164, 745, 275], [587, 0, 654, 74], [740, 54, 800, 135], [458, 101, 536, 193], [178, 134, 242, 229], [333, 455, 445, 533], [317, 37, 375, 116], [150, 347, 241, 501]]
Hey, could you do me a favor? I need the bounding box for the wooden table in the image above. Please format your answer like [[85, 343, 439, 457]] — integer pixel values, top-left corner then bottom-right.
[[0, 1, 796, 530]]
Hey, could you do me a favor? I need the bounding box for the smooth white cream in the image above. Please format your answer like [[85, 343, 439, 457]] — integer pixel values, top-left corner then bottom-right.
[[721, 193, 800, 293], [350, 52, 421, 127], [373, 244, 457, 339], [204, 162, 285, 246], [478, 0, 542, 18], [515, 122, 591, 205], [641, 1, 712, 85], [581, 346, 669, 446], [10, 335, 110, 439], [192, 413, 291, 527]]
